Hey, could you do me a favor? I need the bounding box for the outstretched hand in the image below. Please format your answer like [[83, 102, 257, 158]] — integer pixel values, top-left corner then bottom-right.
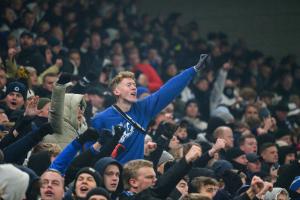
[[194, 54, 211, 72], [24, 96, 41, 116]]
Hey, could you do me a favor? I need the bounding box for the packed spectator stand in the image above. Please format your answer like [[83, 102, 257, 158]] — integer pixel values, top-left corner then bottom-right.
[[0, 0, 300, 200]]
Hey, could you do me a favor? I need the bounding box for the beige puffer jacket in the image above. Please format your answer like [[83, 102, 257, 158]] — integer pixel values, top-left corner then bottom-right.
[[43, 84, 87, 148]]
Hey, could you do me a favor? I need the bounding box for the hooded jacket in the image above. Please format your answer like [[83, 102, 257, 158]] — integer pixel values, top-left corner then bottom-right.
[[264, 187, 289, 200], [45, 84, 88, 148], [94, 157, 123, 199], [0, 164, 29, 200]]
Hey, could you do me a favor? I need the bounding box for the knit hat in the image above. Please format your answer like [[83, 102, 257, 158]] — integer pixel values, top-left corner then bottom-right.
[[27, 151, 52, 176], [20, 31, 34, 38], [74, 167, 102, 188], [0, 164, 30, 200], [5, 81, 27, 100], [278, 145, 296, 165], [274, 128, 291, 140], [290, 176, 300, 192], [37, 98, 51, 110], [158, 151, 174, 167], [211, 160, 233, 178], [246, 153, 261, 163], [85, 187, 111, 200], [188, 167, 216, 181], [226, 147, 245, 161]]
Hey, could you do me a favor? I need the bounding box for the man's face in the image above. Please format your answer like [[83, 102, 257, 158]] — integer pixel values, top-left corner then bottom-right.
[[88, 94, 104, 109], [103, 164, 120, 192], [132, 167, 157, 193], [247, 160, 261, 173], [43, 76, 57, 92], [245, 106, 259, 120], [199, 184, 219, 199], [5, 91, 25, 110], [261, 146, 278, 164], [75, 173, 97, 198], [240, 138, 257, 154], [277, 193, 288, 200], [40, 171, 64, 200], [0, 69, 7, 89], [222, 128, 234, 149], [113, 78, 137, 104], [69, 52, 81, 67], [175, 127, 188, 140], [176, 179, 188, 196], [20, 35, 33, 49], [38, 102, 51, 118], [185, 102, 199, 118], [91, 33, 101, 50], [284, 153, 296, 165]]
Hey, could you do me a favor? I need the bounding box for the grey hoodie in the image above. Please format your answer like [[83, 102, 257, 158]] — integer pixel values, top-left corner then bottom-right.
[[0, 164, 29, 200], [264, 187, 289, 200]]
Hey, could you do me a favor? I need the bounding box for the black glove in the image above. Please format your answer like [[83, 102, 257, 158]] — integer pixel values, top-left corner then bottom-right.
[[113, 125, 125, 137], [79, 71, 98, 87], [98, 125, 125, 145], [193, 54, 211, 72], [12, 116, 34, 137], [57, 73, 73, 85], [156, 121, 177, 140], [77, 128, 99, 145]]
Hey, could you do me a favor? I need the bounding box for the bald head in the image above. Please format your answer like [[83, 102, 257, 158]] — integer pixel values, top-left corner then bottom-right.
[[213, 126, 234, 149]]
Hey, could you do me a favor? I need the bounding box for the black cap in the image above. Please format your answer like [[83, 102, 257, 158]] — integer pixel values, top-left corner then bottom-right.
[[20, 31, 34, 38], [226, 147, 245, 161], [86, 187, 110, 200], [246, 153, 261, 163]]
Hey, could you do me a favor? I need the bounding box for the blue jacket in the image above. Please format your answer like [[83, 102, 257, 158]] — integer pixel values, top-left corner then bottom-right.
[[92, 67, 196, 164]]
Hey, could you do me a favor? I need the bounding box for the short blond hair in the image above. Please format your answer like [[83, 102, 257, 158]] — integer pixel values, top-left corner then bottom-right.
[[110, 71, 135, 91], [123, 159, 153, 190]]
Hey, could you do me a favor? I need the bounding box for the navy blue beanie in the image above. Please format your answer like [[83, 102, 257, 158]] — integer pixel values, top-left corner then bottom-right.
[[6, 81, 27, 100]]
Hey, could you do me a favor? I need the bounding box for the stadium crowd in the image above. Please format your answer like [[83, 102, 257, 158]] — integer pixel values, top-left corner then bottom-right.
[[0, 0, 300, 200]]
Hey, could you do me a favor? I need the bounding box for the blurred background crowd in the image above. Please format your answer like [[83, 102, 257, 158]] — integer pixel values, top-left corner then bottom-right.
[[0, 0, 300, 200]]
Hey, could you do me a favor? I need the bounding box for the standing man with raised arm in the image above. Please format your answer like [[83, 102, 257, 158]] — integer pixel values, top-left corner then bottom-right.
[[92, 54, 210, 164]]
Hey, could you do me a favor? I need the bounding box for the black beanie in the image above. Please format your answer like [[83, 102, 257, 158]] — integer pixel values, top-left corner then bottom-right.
[[27, 151, 51, 176], [278, 145, 296, 165], [85, 187, 111, 200], [226, 147, 245, 161], [74, 167, 102, 190], [5, 81, 27, 100]]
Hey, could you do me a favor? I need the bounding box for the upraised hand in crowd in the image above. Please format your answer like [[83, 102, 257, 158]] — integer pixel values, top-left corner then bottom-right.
[[185, 145, 202, 163], [208, 138, 226, 157], [24, 96, 40, 116], [76, 127, 99, 145], [193, 54, 211, 72]]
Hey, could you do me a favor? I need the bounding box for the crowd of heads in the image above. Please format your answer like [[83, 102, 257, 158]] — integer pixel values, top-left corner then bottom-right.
[[0, 0, 300, 200]]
